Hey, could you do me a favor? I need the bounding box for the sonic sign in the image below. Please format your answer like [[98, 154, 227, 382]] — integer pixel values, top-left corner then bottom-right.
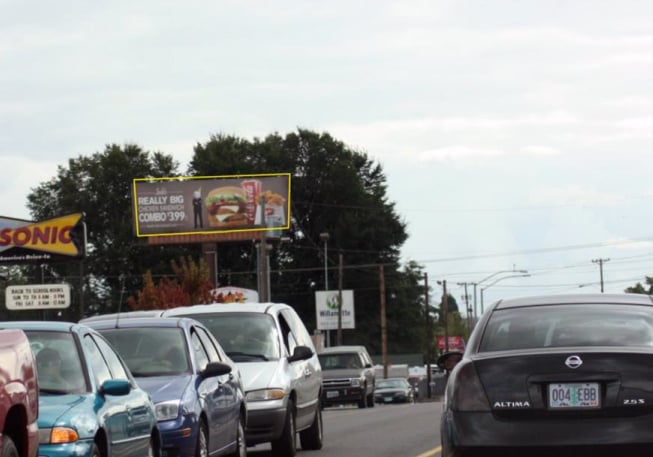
[[0, 214, 86, 264], [315, 290, 355, 330]]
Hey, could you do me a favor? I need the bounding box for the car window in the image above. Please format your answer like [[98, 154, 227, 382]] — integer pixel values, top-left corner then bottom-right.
[[27, 330, 87, 393], [318, 353, 360, 369], [195, 326, 222, 362], [92, 334, 130, 380], [83, 334, 112, 386], [479, 304, 653, 352], [191, 331, 209, 371], [183, 313, 281, 362], [100, 327, 189, 376], [278, 314, 297, 355], [280, 308, 316, 351]]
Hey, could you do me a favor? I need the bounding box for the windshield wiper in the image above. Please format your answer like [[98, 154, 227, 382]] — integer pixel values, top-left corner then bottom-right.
[[227, 351, 269, 361]]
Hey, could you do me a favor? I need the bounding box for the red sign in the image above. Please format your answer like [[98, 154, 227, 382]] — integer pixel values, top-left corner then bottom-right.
[[437, 336, 465, 351]]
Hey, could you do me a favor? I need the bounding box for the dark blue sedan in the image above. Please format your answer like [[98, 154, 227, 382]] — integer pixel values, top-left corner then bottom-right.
[[0, 321, 161, 457], [85, 317, 246, 457]]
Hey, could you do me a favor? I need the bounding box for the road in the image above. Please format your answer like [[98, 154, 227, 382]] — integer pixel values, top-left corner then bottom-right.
[[248, 400, 443, 457]]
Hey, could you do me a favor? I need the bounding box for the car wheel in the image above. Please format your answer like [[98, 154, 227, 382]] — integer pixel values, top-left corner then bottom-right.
[[358, 384, 367, 408], [147, 435, 158, 457], [196, 421, 208, 457], [90, 443, 101, 457], [271, 401, 296, 457], [227, 416, 246, 457], [299, 405, 323, 450], [2, 436, 19, 457]]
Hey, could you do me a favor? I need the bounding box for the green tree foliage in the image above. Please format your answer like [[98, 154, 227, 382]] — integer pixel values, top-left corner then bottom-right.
[[625, 277, 653, 294], [189, 129, 423, 354], [26, 144, 192, 318]]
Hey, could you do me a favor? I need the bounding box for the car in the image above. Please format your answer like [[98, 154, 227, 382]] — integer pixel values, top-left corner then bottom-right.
[[0, 329, 39, 457], [0, 321, 160, 457], [318, 345, 375, 408], [162, 303, 323, 456], [440, 293, 653, 457], [83, 316, 247, 457], [374, 377, 414, 404]]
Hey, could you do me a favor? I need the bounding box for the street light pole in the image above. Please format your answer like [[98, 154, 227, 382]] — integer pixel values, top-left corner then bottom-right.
[[320, 232, 330, 346], [480, 273, 531, 313], [474, 269, 528, 317]]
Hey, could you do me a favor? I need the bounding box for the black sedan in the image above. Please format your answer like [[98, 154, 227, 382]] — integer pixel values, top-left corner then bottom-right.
[[441, 293, 653, 457], [374, 377, 414, 404]]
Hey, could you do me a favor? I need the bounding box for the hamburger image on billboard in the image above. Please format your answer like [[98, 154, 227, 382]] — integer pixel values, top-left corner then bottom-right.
[[205, 186, 248, 227]]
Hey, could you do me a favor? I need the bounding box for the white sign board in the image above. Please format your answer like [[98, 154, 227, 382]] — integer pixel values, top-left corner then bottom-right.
[[6, 284, 71, 310], [315, 290, 355, 330]]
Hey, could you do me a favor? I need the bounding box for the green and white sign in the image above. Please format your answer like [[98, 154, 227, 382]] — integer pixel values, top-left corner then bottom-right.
[[315, 290, 355, 330]]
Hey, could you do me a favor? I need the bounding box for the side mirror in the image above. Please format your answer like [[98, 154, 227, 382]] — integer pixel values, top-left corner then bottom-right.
[[288, 345, 313, 362], [436, 351, 464, 373], [202, 361, 232, 378], [101, 379, 131, 396]]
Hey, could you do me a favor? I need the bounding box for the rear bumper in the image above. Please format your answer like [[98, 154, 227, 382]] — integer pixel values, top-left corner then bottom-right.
[[443, 409, 653, 448]]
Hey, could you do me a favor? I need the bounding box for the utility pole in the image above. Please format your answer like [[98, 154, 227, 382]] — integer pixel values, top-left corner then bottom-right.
[[337, 252, 344, 345], [380, 265, 388, 379], [592, 258, 610, 293], [424, 273, 432, 399], [456, 282, 473, 333], [442, 280, 449, 352]]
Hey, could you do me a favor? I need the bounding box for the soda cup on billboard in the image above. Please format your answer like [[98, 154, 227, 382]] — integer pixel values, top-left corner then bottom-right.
[[240, 179, 262, 224]]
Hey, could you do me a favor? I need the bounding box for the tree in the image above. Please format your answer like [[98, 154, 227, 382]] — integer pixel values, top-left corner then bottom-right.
[[625, 277, 653, 294], [127, 256, 216, 310], [26, 144, 193, 318], [189, 129, 419, 354]]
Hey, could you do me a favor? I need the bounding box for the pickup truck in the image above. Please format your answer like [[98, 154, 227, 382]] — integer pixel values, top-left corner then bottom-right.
[[0, 329, 38, 457]]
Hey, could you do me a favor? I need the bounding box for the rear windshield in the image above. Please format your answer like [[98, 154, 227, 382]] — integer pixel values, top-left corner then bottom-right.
[[479, 304, 653, 352]]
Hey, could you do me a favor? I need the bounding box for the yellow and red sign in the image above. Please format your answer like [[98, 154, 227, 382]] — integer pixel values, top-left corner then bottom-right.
[[0, 213, 86, 263]]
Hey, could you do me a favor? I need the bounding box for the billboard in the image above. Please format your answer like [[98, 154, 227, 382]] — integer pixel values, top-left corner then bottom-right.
[[315, 290, 355, 330], [0, 213, 86, 264], [437, 336, 466, 351], [132, 173, 291, 237]]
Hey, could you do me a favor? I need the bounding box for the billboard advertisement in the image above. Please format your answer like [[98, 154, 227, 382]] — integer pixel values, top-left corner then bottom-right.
[[132, 173, 291, 237], [437, 336, 466, 351], [315, 290, 355, 330], [0, 213, 86, 264]]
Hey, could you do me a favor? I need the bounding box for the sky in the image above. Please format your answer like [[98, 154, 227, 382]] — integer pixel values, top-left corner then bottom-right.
[[3, 0, 653, 315]]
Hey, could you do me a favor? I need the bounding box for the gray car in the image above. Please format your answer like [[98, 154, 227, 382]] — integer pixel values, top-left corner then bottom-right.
[[318, 345, 376, 408], [163, 303, 323, 457]]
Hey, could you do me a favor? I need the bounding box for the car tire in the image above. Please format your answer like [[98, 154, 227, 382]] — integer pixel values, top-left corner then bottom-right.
[[299, 405, 323, 450], [358, 385, 367, 408], [148, 435, 158, 457], [2, 436, 19, 457], [196, 421, 208, 457], [271, 401, 296, 457], [90, 443, 101, 457], [229, 417, 247, 457]]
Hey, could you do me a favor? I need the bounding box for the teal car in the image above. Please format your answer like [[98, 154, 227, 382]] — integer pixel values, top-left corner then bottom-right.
[[1, 321, 161, 457]]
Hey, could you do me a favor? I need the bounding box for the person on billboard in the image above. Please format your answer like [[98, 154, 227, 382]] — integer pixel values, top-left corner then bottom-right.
[[192, 188, 203, 228]]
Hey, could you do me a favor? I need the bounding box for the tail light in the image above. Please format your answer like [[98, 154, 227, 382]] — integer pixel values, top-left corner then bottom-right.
[[450, 361, 491, 412]]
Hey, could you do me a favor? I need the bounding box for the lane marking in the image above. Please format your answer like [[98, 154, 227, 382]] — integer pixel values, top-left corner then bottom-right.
[[416, 445, 441, 457]]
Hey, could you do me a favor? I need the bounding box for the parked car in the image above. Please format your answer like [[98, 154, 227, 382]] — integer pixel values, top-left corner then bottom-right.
[[441, 293, 653, 457], [0, 321, 160, 457], [163, 303, 323, 456], [318, 345, 375, 409], [0, 329, 38, 457], [83, 316, 247, 457], [374, 377, 414, 404]]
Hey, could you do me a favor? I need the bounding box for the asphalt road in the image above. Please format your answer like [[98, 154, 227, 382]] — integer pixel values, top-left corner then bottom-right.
[[247, 400, 443, 457]]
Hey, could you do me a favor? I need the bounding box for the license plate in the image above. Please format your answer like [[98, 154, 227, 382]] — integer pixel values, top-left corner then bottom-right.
[[384, 397, 392, 403], [548, 382, 600, 409], [326, 390, 339, 399]]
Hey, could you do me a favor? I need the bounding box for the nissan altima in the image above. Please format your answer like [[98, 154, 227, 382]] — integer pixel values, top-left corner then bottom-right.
[[440, 293, 653, 457]]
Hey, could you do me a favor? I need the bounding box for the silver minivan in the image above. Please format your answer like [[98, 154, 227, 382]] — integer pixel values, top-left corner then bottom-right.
[[163, 302, 323, 457]]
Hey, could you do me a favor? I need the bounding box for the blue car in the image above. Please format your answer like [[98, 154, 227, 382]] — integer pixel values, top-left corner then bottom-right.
[[85, 316, 247, 457], [0, 321, 161, 457]]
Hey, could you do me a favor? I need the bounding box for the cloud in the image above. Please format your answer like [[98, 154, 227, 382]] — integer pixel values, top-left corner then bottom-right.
[[531, 185, 624, 207]]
